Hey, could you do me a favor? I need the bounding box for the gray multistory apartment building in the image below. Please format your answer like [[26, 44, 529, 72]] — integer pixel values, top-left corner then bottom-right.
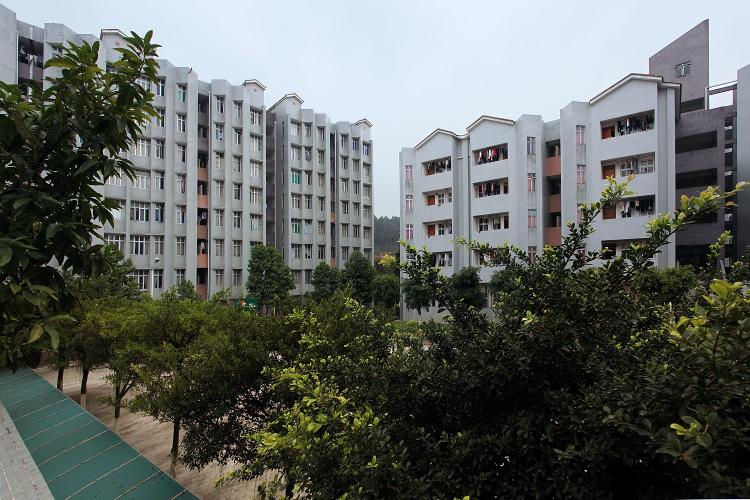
[[399, 21, 749, 320], [0, 4, 374, 299]]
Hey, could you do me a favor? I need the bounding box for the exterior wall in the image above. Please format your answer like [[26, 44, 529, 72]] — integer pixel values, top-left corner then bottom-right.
[[738, 65, 750, 254]]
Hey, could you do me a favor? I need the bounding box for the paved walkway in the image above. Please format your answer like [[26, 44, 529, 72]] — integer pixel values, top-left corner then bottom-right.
[[0, 403, 53, 500]]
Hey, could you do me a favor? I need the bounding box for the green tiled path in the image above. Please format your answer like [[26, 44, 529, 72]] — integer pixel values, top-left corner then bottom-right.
[[0, 367, 198, 500]]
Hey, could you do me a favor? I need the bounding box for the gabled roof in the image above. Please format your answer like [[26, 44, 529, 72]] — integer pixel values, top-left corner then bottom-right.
[[589, 73, 681, 105], [415, 128, 464, 150], [268, 93, 304, 112], [242, 79, 267, 90], [465, 114, 515, 132], [353, 118, 373, 128]]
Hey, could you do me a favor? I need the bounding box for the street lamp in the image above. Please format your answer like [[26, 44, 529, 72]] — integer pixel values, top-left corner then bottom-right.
[[150, 257, 161, 297]]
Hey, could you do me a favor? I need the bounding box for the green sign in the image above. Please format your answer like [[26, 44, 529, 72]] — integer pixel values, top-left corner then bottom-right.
[[235, 295, 260, 312]]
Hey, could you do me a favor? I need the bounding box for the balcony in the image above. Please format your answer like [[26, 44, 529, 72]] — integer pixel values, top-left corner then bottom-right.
[[548, 194, 561, 213], [543, 156, 561, 177], [197, 194, 208, 208], [473, 144, 508, 166], [600, 111, 654, 140], [545, 226, 561, 246], [197, 224, 208, 239], [196, 253, 208, 268], [196, 284, 208, 300]]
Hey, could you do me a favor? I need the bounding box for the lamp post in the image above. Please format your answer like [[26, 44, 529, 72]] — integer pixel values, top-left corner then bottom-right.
[[150, 257, 161, 297]]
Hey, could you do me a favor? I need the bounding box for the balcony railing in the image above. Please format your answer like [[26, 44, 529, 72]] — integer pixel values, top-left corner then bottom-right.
[[601, 111, 654, 139], [543, 156, 561, 177], [544, 226, 561, 246]]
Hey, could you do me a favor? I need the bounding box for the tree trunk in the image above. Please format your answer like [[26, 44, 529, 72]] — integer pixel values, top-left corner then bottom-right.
[[80, 368, 89, 408], [285, 478, 295, 498], [114, 385, 122, 418], [171, 417, 181, 464], [56, 366, 65, 391]]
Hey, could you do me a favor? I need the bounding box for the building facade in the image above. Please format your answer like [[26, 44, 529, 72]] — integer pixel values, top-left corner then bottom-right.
[[400, 20, 749, 320], [0, 5, 374, 299], [267, 95, 374, 294]]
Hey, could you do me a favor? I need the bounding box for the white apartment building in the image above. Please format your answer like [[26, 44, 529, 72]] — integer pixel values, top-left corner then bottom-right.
[[268, 94, 374, 294], [0, 5, 375, 299], [400, 74, 679, 320]]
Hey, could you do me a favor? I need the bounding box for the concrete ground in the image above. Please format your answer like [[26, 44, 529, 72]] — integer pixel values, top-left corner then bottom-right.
[[34, 365, 273, 499]]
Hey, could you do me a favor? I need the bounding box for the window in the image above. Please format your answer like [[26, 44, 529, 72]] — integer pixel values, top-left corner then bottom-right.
[[304, 220, 313, 234], [304, 147, 312, 161], [342, 201, 349, 214], [304, 195, 313, 210], [341, 179, 349, 193], [304, 123, 312, 137], [291, 219, 301, 234], [292, 194, 302, 209], [250, 188, 262, 204], [175, 237, 186, 256], [249, 214, 262, 231], [474, 179, 509, 198], [290, 146, 301, 161], [292, 244, 302, 259], [249, 161, 262, 177], [175, 269, 186, 285], [133, 138, 150, 157], [473, 144, 508, 165], [177, 175, 186, 194], [352, 138, 359, 151], [228, 156, 240, 174], [155, 140, 165, 159], [107, 169, 124, 186], [528, 209, 537, 229], [152, 172, 165, 190], [576, 125, 586, 145], [317, 127, 325, 143], [424, 157, 451, 175], [177, 84, 187, 102], [363, 164, 371, 177], [132, 270, 149, 290], [340, 134, 348, 147], [317, 221, 326, 235], [215, 269, 224, 288], [405, 195, 413, 211], [291, 170, 301, 184], [304, 244, 313, 260], [404, 164, 413, 180], [215, 124, 224, 141], [215, 209, 224, 226], [305, 171, 312, 185], [177, 113, 186, 132], [250, 109, 262, 125], [233, 240, 242, 257], [675, 61, 691, 77], [576, 164, 586, 185], [250, 135, 262, 151], [233, 183, 242, 200], [291, 122, 300, 137], [232, 270, 242, 287], [153, 269, 163, 290], [153, 203, 165, 223], [176, 206, 186, 224], [318, 245, 326, 259], [215, 180, 224, 198], [353, 181, 360, 195], [215, 152, 224, 169], [155, 79, 165, 97], [233, 211, 242, 229], [215, 239, 224, 256], [317, 174, 325, 188], [216, 96, 225, 113], [363, 142, 370, 156], [233, 101, 242, 118], [341, 224, 349, 237], [155, 109, 165, 127], [130, 235, 149, 255], [133, 171, 150, 190], [105, 233, 125, 252], [639, 156, 655, 174], [527, 173, 536, 192], [317, 150, 325, 164], [341, 157, 348, 171], [528, 246, 537, 264], [177, 144, 186, 163], [234, 128, 242, 145], [526, 137, 536, 156]]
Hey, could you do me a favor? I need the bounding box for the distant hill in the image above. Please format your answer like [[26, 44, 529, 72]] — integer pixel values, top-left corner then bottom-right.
[[374, 215, 400, 256]]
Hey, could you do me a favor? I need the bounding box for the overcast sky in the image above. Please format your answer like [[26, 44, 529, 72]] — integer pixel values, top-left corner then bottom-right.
[[7, 0, 750, 216]]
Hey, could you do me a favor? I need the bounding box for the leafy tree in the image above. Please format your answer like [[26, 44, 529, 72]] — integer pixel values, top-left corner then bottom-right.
[[311, 262, 342, 300], [0, 32, 159, 367], [343, 251, 375, 304], [241, 181, 750, 498], [173, 279, 201, 301], [246, 245, 294, 315], [374, 215, 400, 256], [128, 287, 216, 465], [371, 273, 399, 312]]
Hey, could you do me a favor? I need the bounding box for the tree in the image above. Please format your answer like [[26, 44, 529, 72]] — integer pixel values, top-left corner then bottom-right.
[[371, 274, 400, 313], [311, 262, 342, 301], [374, 215, 400, 256], [0, 32, 159, 368], [128, 287, 216, 466], [343, 251, 375, 305], [246, 245, 294, 315]]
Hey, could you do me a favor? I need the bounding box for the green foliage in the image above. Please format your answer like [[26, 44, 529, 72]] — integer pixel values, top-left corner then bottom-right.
[[311, 262, 342, 301], [343, 251, 375, 305], [0, 32, 159, 367], [374, 215, 400, 256], [246, 245, 294, 313], [371, 274, 400, 311]]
